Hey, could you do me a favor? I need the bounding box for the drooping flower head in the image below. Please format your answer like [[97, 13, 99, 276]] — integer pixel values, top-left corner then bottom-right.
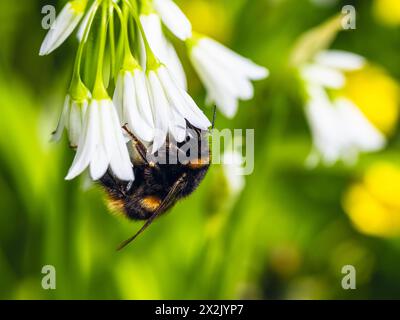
[[299, 50, 386, 166], [188, 34, 269, 118], [40, 0, 268, 181]]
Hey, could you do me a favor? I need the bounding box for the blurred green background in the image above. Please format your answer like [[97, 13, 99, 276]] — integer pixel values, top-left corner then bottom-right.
[[1, 0, 400, 299]]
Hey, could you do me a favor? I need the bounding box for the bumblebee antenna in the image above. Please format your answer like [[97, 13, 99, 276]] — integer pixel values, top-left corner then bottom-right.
[[117, 174, 187, 251], [211, 105, 217, 130]]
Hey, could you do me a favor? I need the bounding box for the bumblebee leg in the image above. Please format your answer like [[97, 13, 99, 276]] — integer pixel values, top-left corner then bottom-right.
[[122, 124, 151, 165], [211, 105, 217, 129]]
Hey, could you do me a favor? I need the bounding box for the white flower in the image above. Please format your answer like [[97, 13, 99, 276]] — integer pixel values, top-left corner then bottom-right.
[[52, 94, 89, 147], [300, 50, 385, 166], [305, 84, 385, 166], [39, 0, 87, 56], [153, 0, 192, 41], [140, 13, 187, 89], [66, 99, 134, 181], [300, 50, 366, 89], [113, 68, 155, 142], [147, 65, 211, 153], [189, 36, 269, 118]]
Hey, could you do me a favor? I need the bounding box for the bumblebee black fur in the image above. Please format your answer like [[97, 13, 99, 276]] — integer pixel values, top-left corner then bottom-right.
[[99, 123, 211, 222]]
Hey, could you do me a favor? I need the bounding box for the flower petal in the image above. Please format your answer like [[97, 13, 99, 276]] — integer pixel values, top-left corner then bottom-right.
[[90, 144, 108, 180], [198, 37, 269, 80], [68, 99, 87, 147], [100, 100, 134, 181], [165, 41, 187, 90], [132, 69, 155, 130], [52, 95, 71, 142], [153, 0, 192, 40], [140, 13, 168, 62], [300, 63, 346, 89], [66, 100, 99, 180], [315, 50, 366, 71], [157, 66, 211, 129], [39, 2, 84, 55], [147, 71, 170, 153], [123, 72, 154, 142], [335, 98, 385, 152]]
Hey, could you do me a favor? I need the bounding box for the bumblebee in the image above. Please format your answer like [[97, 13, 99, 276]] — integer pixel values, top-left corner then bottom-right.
[[100, 110, 215, 250]]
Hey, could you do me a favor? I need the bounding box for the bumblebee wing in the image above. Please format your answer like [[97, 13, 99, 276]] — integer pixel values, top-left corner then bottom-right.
[[116, 173, 187, 251]]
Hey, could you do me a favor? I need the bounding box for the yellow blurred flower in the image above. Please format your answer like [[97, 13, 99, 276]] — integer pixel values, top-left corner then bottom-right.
[[179, 0, 231, 42], [343, 66, 400, 135], [373, 0, 400, 26], [343, 162, 400, 237]]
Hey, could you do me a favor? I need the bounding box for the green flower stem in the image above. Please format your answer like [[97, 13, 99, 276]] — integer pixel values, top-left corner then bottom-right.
[[112, 1, 138, 70], [109, 2, 116, 79], [93, 1, 110, 100], [70, 1, 100, 100], [123, 0, 160, 70]]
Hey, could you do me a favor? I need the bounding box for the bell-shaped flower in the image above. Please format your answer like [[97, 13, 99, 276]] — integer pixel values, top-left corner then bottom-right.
[[189, 35, 269, 118], [66, 98, 134, 181], [305, 84, 385, 166], [300, 50, 385, 166], [146, 65, 211, 153], [52, 93, 90, 148], [113, 67, 155, 143], [39, 0, 87, 56]]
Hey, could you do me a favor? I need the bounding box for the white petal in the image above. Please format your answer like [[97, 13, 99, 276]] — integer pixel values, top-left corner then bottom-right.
[[304, 84, 344, 164], [113, 72, 125, 120], [147, 71, 170, 153], [100, 100, 134, 181], [140, 14, 169, 62], [108, 104, 135, 181], [90, 144, 108, 180], [123, 72, 154, 142], [315, 50, 366, 71], [165, 41, 187, 90], [335, 98, 385, 152], [39, 2, 84, 55], [190, 48, 240, 117], [169, 109, 187, 143], [157, 66, 211, 129], [153, 0, 192, 40], [198, 37, 269, 80], [52, 95, 71, 142], [68, 99, 86, 147], [66, 100, 100, 180], [132, 69, 155, 130], [300, 63, 346, 89], [195, 44, 255, 100]]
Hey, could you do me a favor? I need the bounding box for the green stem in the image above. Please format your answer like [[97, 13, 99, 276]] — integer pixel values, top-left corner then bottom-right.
[[109, 2, 116, 79], [124, 0, 160, 70], [93, 1, 109, 100], [70, 0, 100, 98]]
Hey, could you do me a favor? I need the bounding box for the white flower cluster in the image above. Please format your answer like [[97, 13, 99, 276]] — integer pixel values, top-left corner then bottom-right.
[[40, 0, 268, 182], [299, 50, 386, 166]]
